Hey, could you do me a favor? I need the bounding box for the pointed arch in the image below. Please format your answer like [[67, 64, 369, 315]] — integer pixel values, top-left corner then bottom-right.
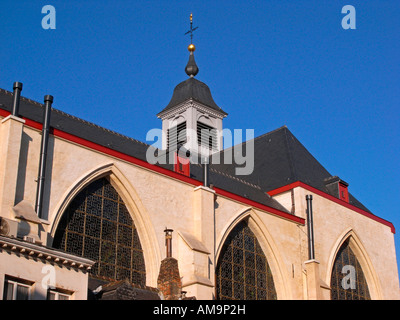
[[50, 162, 161, 287], [215, 208, 292, 300], [326, 228, 382, 299]]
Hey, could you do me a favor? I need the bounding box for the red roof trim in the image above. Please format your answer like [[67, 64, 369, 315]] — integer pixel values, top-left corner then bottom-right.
[[267, 181, 395, 233], [214, 187, 305, 224], [0, 109, 304, 226]]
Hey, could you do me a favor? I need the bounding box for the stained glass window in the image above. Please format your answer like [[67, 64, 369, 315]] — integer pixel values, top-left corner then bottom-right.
[[53, 178, 146, 286], [330, 240, 370, 300], [216, 221, 277, 300]]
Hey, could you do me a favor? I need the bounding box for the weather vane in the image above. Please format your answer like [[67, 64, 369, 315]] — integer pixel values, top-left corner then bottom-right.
[[184, 13, 198, 44]]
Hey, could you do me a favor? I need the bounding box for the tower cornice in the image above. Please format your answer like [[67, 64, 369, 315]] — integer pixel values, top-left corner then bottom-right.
[[157, 99, 227, 121]]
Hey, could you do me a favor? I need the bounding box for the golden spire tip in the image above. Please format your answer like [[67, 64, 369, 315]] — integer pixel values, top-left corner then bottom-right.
[[188, 43, 196, 52]]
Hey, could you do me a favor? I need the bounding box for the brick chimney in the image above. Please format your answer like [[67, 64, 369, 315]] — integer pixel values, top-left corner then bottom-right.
[[157, 229, 183, 300]]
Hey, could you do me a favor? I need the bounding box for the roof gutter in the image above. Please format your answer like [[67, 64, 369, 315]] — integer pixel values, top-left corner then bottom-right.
[[306, 195, 315, 260], [0, 107, 304, 226], [35, 95, 53, 219]]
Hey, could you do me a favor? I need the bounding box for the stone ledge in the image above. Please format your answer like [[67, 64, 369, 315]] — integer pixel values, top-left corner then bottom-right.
[[0, 235, 94, 271]]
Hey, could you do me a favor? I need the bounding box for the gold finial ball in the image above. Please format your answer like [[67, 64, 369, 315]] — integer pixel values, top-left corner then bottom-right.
[[188, 43, 196, 52]]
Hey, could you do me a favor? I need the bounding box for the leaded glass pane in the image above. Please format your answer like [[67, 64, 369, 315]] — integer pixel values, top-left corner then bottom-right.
[[84, 236, 100, 261], [103, 199, 118, 221], [85, 214, 101, 237], [67, 211, 85, 233], [118, 224, 133, 246], [103, 182, 119, 201], [216, 221, 277, 300], [53, 178, 146, 286], [119, 205, 132, 226], [330, 240, 371, 300]]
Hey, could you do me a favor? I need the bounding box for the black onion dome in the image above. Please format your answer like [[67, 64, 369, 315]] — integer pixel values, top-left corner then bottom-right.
[[157, 45, 227, 116], [185, 52, 199, 77]]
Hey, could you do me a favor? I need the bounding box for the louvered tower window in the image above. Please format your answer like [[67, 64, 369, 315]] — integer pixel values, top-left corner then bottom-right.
[[53, 178, 146, 286], [330, 240, 371, 300], [197, 121, 218, 150], [216, 221, 277, 300], [167, 121, 187, 151]]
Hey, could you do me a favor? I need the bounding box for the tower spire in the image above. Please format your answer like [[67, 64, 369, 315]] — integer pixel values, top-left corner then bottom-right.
[[184, 13, 198, 45], [184, 13, 199, 77]]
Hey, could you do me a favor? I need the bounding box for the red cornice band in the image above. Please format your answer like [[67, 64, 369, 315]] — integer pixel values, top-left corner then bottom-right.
[[0, 109, 305, 225], [267, 181, 395, 233], [2, 109, 392, 232]]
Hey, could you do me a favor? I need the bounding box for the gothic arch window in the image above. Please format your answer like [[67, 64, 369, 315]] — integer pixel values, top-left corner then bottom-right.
[[216, 220, 277, 300], [330, 239, 370, 300], [53, 177, 146, 286]]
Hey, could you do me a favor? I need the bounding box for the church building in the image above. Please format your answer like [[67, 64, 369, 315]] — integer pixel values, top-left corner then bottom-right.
[[0, 30, 398, 300]]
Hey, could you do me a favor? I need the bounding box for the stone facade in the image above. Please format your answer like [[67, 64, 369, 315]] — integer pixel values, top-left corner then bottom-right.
[[0, 84, 398, 300]]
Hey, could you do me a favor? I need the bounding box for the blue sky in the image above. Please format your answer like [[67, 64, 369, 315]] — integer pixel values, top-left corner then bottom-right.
[[1, 1, 399, 278]]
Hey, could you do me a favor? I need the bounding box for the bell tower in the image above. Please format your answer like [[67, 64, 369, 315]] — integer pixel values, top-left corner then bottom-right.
[[157, 14, 227, 159]]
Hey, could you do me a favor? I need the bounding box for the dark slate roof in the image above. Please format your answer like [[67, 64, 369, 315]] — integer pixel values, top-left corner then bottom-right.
[[0, 88, 286, 214], [0, 88, 370, 214], [0, 88, 151, 163], [210, 126, 371, 213], [158, 77, 227, 116], [191, 162, 290, 213]]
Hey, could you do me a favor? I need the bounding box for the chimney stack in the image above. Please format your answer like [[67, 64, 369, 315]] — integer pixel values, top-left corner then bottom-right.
[[306, 195, 315, 260], [12, 82, 23, 117], [164, 228, 173, 258], [158, 228, 184, 299]]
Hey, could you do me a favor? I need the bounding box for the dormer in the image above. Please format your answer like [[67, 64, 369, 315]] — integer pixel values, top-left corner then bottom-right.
[[324, 176, 349, 203]]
